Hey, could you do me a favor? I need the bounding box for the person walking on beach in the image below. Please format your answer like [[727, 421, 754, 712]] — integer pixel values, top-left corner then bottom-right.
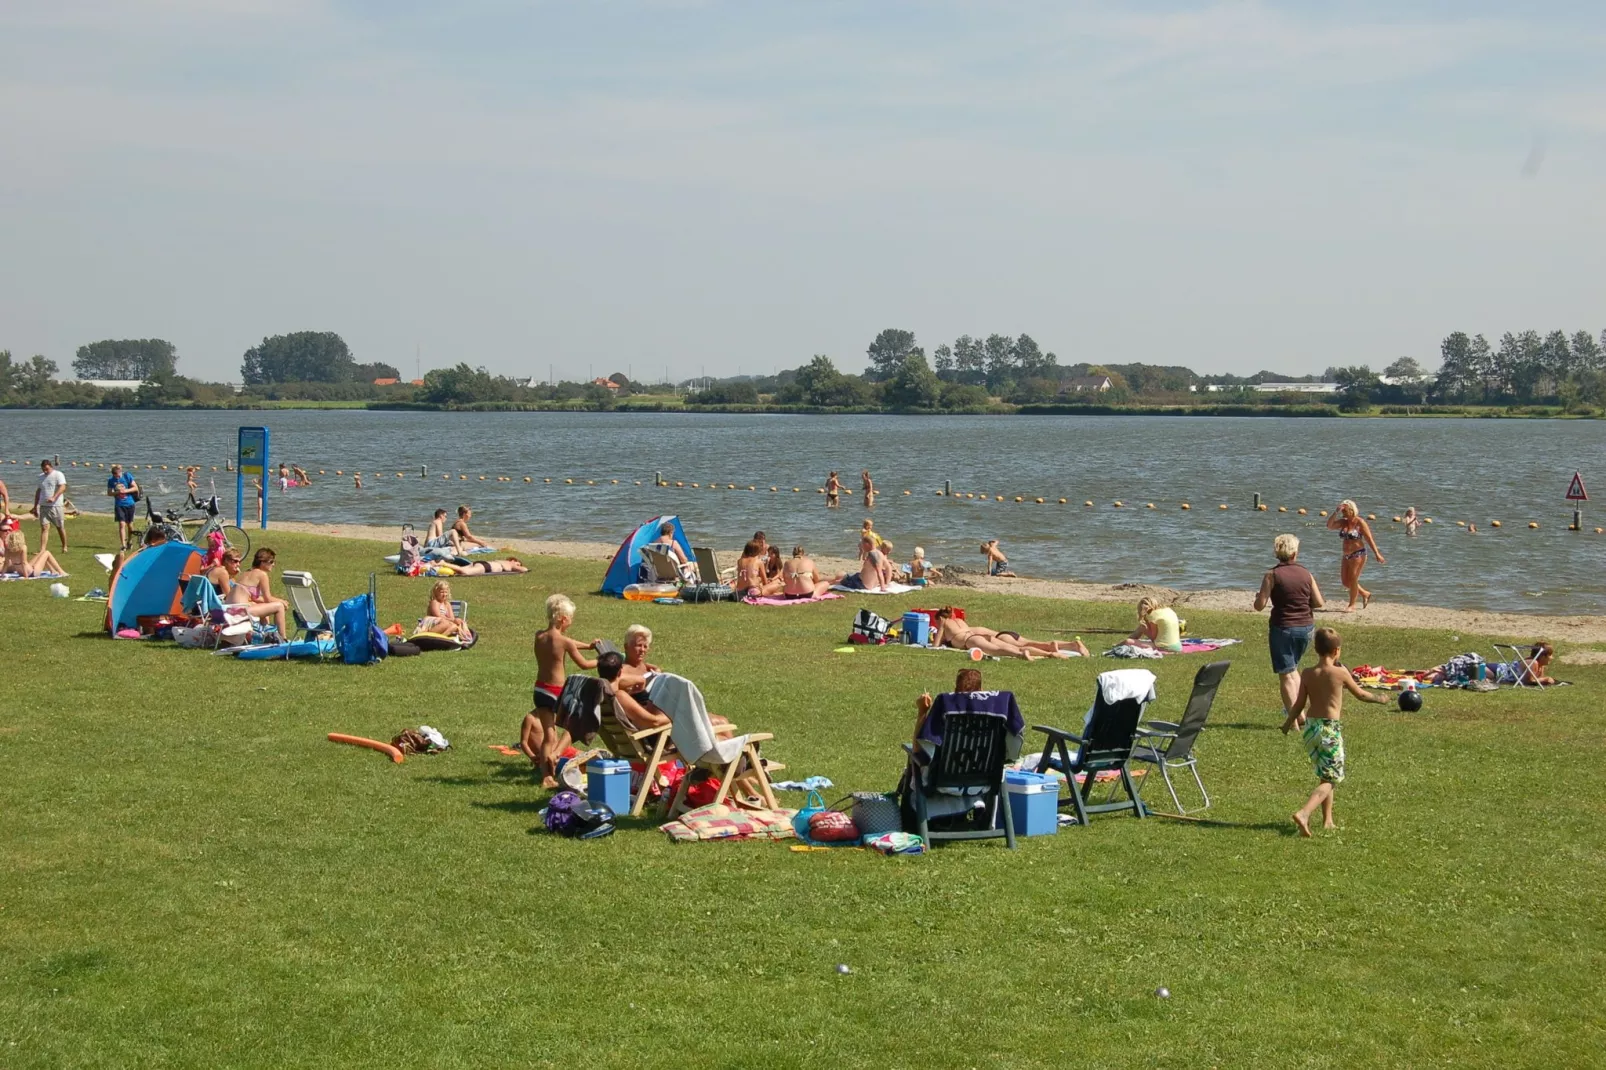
[[861, 469, 876, 508], [825, 471, 841, 508], [1254, 533, 1324, 716], [106, 464, 140, 549], [1326, 499, 1383, 610], [32, 460, 68, 553], [0, 478, 10, 517], [1281, 627, 1387, 836]]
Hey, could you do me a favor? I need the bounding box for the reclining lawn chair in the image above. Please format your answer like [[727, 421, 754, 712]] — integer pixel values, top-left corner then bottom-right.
[[899, 695, 1021, 849], [281, 570, 334, 640], [641, 545, 694, 586], [1033, 669, 1156, 825], [1129, 661, 1229, 815], [651, 673, 779, 817], [692, 547, 731, 585]]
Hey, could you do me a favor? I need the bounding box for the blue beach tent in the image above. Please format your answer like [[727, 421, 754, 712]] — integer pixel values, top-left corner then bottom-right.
[[106, 542, 205, 634], [601, 515, 691, 597]]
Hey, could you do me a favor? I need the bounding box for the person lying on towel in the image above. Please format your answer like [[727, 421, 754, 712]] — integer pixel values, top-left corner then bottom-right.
[[933, 607, 1089, 660]]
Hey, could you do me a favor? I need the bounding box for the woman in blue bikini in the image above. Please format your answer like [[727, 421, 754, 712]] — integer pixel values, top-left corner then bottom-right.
[[1326, 499, 1384, 611]]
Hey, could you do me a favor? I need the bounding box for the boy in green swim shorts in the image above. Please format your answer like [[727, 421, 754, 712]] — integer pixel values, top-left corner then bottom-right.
[[1281, 626, 1388, 837]]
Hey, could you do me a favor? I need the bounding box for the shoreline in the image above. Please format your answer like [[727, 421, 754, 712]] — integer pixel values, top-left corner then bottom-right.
[[265, 519, 1606, 645]]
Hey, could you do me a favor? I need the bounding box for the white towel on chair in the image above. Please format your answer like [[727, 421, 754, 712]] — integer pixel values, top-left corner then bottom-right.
[[648, 672, 747, 765], [1097, 669, 1157, 706]]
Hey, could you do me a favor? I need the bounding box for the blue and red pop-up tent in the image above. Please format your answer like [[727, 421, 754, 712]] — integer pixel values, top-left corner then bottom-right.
[[600, 515, 690, 596]]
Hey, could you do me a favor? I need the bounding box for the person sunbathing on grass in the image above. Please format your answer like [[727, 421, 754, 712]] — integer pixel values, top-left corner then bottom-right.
[[451, 557, 527, 575], [933, 606, 1089, 660], [3, 529, 64, 577]]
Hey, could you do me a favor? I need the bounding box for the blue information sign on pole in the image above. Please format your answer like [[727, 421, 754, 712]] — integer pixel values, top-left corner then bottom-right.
[[237, 426, 269, 530]]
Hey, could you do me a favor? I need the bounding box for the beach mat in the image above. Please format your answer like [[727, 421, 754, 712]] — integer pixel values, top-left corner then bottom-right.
[[1, 571, 69, 581], [744, 592, 843, 606]]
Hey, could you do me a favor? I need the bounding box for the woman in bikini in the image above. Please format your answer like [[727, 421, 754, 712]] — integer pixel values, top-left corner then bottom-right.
[[2, 529, 64, 578], [825, 471, 841, 509], [861, 469, 876, 508], [1326, 499, 1384, 610], [452, 557, 527, 575], [226, 547, 290, 635], [933, 607, 1088, 660], [781, 545, 835, 599], [733, 539, 782, 597]]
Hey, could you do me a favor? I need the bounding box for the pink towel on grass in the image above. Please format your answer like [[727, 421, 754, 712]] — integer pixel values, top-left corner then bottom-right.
[[743, 592, 844, 606]]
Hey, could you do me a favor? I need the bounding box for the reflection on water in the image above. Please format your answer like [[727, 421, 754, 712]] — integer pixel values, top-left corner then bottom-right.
[[3, 410, 1602, 614]]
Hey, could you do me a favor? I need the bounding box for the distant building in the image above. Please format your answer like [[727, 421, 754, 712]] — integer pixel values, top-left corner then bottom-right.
[[591, 377, 621, 391], [1251, 382, 1339, 394], [74, 379, 146, 390], [1062, 375, 1113, 393], [373, 377, 399, 386]]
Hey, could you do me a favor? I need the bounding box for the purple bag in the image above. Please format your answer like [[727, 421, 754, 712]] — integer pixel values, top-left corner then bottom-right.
[[543, 790, 584, 835]]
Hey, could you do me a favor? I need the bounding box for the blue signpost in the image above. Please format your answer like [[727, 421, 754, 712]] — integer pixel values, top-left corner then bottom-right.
[[237, 426, 269, 530]]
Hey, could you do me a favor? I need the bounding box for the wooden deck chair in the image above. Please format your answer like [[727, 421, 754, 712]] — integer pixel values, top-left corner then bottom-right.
[[1034, 669, 1155, 825], [899, 711, 1017, 849], [1129, 661, 1229, 815], [594, 704, 680, 818], [281, 570, 334, 640], [650, 673, 779, 817], [692, 546, 730, 584]]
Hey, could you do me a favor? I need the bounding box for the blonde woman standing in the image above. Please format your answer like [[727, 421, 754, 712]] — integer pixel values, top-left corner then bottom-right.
[[1326, 499, 1384, 610]]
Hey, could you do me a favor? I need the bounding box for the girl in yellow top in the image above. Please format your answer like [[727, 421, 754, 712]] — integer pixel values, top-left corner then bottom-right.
[[1127, 597, 1183, 653]]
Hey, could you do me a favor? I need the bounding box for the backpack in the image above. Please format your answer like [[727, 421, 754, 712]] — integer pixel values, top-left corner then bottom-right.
[[333, 592, 379, 665], [397, 526, 422, 573], [543, 790, 585, 835], [850, 609, 892, 644]]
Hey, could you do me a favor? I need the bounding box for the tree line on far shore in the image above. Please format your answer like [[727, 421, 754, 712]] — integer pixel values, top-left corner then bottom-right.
[[3, 324, 1605, 413]]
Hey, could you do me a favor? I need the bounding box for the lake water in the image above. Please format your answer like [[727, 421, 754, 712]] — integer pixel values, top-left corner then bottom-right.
[[3, 410, 1602, 614]]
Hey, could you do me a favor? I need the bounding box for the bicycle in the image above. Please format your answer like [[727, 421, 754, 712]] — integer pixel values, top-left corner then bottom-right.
[[129, 495, 250, 558]]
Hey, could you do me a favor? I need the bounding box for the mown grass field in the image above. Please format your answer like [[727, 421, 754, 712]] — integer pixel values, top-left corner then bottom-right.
[[2, 518, 1603, 1068]]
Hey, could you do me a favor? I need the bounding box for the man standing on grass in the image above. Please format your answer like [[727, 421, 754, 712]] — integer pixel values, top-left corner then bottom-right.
[[107, 464, 140, 549], [32, 459, 68, 553]]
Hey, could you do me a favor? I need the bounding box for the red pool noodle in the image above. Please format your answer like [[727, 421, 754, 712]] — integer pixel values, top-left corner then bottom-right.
[[327, 733, 404, 763]]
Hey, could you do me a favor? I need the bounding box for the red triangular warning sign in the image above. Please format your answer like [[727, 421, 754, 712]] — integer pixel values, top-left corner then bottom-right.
[[1565, 471, 1588, 501]]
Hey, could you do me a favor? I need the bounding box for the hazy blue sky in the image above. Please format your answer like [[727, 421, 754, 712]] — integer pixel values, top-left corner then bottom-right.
[[2, 1, 1602, 382]]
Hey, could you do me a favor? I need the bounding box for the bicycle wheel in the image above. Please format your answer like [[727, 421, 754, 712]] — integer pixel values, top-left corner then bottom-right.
[[220, 525, 251, 558]]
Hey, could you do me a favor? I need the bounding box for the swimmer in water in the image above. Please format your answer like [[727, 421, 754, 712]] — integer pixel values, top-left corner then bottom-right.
[[1402, 506, 1420, 536]]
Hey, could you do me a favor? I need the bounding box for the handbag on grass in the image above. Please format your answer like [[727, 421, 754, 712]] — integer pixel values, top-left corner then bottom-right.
[[808, 810, 860, 842], [850, 791, 902, 836]]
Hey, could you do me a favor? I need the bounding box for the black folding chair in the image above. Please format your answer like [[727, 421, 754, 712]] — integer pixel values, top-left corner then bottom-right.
[[1033, 681, 1152, 825], [899, 711, 1017, 849], [1130, 661, 1230, 814]]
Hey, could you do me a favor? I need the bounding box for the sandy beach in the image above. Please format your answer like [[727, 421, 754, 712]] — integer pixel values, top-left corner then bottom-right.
[[267, 519, 1606, 648]]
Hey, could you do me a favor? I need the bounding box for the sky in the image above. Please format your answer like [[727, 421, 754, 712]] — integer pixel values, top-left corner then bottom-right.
[[2, 1, 1603, 383]]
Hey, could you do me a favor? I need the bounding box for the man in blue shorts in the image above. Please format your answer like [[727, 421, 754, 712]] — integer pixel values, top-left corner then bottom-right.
[[106, 464, 141, 549]]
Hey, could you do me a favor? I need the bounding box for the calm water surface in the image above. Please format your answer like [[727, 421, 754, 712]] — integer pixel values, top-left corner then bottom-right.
[[3, 411, 1602, 614]]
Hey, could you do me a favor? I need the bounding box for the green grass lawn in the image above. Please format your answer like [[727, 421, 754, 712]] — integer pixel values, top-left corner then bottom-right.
[[3, 519, 1603, 1068]]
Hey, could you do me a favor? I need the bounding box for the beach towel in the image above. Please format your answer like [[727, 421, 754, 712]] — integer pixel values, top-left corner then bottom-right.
[[0, 571, 68, 581], [648, 673, 747, 766], [660, 803, 798, 843], [830, 581, 919, 595], [744, 592, 844, 606], [384, 546, 498, 565], [1103, 638, 1241, 658]]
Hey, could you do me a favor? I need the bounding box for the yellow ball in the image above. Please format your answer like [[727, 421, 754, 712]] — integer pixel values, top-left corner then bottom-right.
[[1084, 500, 1094, 507], [903, 490, 911, 495], [1113, 501, 1123, 508], [1181, 503, 1191, 510], [817, 488, 824, 493], [161, 465, 168, 470], [319, 470, 325, 475], [1595, 527, 1603, 534], [396, 472, 403, 478], [1367, 513, 1376, 520], [1219, 504, 1228, 510], [728, 484, 736, 489], [545, 478, 553, 483], [1319, 510, 1328, 517], [1146, 503, 1155, 509], [336, 470, 344, 475], [1014, 496, 1024, 503], [1456, 521, 1466, 527], [1527, 521, 1538, 529], [676, 482, 684, 487], [459, 474, 467, 480], [1035, 497, 1045, 504], [793, 488, 800, 492], [1391, 516, 1400, 523], [635, 481, 642, 486], [587, 480, 596, 485], [1059, 498, 1067, 504], [1491, 520, 1501, 528], [691, 483, 699, 488], [747, 486, 755, 491], [524, 477, 532, 483], [565, 478, 574, 484], [1297, 508, 1307, 515], [612, 479, 619, 484], [1423, 518, 1432, 524], [772, 487, 778, 492], [1256, 504, 1267, 511]]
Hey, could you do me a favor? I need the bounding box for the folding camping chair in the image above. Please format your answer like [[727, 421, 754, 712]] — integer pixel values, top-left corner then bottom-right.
[[1034, 669, 1156, 825], [1129, 661, 1230, 815], [281, 570, 335, 640], [641, 546, 693, 586], [1490, 643, 1541, 688], [692, 547, 731, 585], [652, 673, 779, 818], [180, 575, 259, 649], [899, 710, 1017, 849]]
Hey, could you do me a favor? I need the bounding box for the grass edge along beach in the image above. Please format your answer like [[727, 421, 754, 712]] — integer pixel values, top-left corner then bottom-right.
[[3, 517, 1604, 1068]]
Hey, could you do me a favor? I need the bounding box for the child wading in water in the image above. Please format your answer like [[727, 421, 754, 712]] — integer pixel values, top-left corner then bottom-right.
[[1282, 626, 1388, 836], [521, 594, 601, 788]]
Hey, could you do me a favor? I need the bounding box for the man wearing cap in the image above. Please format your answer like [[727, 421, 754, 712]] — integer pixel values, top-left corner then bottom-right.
[[32, 459, 68, 553]]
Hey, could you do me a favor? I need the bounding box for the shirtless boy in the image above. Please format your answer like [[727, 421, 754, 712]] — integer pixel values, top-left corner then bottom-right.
[[520, 594, 602, 788], [1281, 626, 1388, 837], [981, 539, 1014, 577], [425, 508, 459, 551]]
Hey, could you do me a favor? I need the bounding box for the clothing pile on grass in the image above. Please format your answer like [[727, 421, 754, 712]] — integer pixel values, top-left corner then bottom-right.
[[1354, 652, 1566, 691]]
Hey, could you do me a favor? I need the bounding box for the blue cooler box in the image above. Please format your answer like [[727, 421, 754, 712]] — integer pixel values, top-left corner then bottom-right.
[[1004, 770, 1059, 836], [587, 758, 632, 813], [901, 612, 932, 647]]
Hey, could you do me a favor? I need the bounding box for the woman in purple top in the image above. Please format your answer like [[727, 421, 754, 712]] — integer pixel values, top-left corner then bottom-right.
[[1254, 533, 1325, 715]]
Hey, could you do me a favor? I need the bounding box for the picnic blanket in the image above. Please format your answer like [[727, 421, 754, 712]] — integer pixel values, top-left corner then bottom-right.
[[660, 803, 799, 843], [743, 592, 844, 606], [1104, 637, 1241, 658], [0, 571, 68, 581], [830, 581, 919, 595]]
